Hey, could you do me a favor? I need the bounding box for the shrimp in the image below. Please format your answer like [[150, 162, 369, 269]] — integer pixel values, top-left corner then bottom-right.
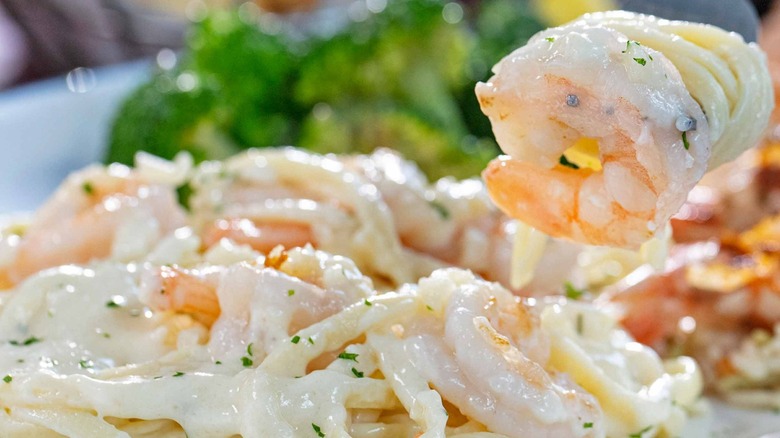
[[200, 218, 314, 254], [477, 19, 710, 248], [375, 269, 604, 437], [1, 165, 186, 286], [605, 223, 780, 391], [345, 149, 519, 286], [141, 245, 374, 359]]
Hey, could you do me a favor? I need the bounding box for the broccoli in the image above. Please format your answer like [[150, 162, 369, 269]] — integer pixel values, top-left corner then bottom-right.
[[107, 0, 543, 179], [107, 70, 238, 165], [108, 10, 302, 165], [298, 103, 492, 180]]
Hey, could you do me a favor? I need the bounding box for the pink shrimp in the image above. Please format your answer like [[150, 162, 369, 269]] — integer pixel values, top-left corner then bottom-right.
[[1, 165, 186, 286]]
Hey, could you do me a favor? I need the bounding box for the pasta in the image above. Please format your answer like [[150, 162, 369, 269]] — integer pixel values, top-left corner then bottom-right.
[[0, 149, 701, 437]]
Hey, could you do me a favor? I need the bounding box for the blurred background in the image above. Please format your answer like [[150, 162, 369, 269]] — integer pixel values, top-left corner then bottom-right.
[[0, 0, 776, 89], [0, 0, 778, 182]]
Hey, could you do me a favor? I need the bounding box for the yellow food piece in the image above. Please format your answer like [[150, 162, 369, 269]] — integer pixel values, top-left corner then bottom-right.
[[532, 0, 616, 26], [564, 138, 603, 171]]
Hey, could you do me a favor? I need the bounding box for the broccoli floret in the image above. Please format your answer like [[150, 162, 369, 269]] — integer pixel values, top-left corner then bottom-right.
[[107, 71, 238, 165], [107, 1, 542, 179], [107, 10, 302, 164], [298, 103, 492, 180], [295, 0, 473, 134]]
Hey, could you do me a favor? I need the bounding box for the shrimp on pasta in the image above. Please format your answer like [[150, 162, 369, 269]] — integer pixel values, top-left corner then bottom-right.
[[477, 11, 773, 248]]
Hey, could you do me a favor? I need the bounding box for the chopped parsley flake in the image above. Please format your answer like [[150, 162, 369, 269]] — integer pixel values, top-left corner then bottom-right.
[[175, 182, 194, 211], [173, 371, 185, 377], [628, 425, 652, 438], [105, 300, 121, 308], [287, 289, 295, 296], [426, 305, 434, 311], [78, 360, 93, 369], [247, 343, 254, 356], [215, 360, 222, 365], [648, 54, 654, 61], [312, 423, 325, 437], [82, 182, 94, 195], [583, 422, 593, 429], [682, 131, 690, 150], [633, 57, 647, 66], [351, 367, 364, 378], [545, 37, 555, 42], [564, 282, 584, 300], [102, 332, 111, 339], [241, 356, 254, 367], [337, 352, 359, 362], [559, 155, 579, 170], [308, 337, 314, 345], [429, 200, 450, 220], [9, 336, 42, 346], [364, 299, 372, 307], [622, 40, 640, 53], [576, 313, 584, 335], [3, 375, 11, 383], [291, 336, 301, 344]]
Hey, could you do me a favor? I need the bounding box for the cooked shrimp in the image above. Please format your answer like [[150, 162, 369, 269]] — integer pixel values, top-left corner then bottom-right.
[[187, 148, 416, 286], [605, 230, 780, 390], [346, 149, 519, 287], [201, 218, 314, 254], [141, 246, 374, 359], [477, 20, 710, 248], [374, 269, 604, 437], [0, 165, 186, 286]]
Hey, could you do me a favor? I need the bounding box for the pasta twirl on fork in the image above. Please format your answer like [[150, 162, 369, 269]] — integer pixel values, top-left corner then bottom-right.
[[478, 11, 773, 249]]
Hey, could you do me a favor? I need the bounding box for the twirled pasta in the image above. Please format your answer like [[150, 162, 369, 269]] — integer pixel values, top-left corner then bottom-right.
[[478, 11, 774, 248]]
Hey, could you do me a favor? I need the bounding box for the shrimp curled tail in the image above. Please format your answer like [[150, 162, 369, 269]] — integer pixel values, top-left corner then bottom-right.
[[478, 14, 720, 248]]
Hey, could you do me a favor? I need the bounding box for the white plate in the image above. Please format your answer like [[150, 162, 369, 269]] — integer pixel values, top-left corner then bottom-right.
[[1, 61, 779, 437]]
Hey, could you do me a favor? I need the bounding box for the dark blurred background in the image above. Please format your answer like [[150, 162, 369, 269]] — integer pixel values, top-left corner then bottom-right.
[[0, 0, 775, 90]]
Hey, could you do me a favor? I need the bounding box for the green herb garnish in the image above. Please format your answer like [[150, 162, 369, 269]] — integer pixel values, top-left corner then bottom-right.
[[628, 425, 653, 438], [3, 375, 12, 383], [682, 131, 690, 150], [337, 352, 359, 362], [312, 423, 325, 437], [622, 40, 640, 53], [351, 367, 364, 378], [429, 200, 450, 220], [9, 336, 42, 346], [291, 336, 301, 344], [564, 282, 584, 300], [633, 57, 647, 66], [82, 182, 94, 195], [559, 155, 579, 170], [175, 182, 194, 211], [173, 371, 185, 377]]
